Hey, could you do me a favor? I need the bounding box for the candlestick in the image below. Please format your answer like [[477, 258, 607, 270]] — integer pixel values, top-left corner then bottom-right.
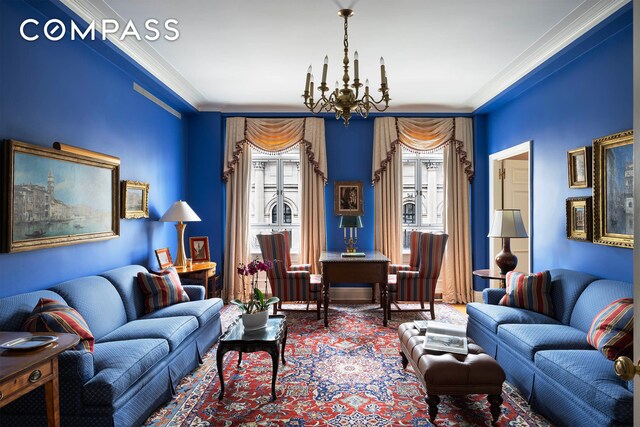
[[322, 56, 328, 85]]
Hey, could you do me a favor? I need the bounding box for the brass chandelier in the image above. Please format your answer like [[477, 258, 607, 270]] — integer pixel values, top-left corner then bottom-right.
[[302, 8, 390, 127]]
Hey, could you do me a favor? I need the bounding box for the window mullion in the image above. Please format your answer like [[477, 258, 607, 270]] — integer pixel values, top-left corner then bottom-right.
[[415, 156, 422, 228], [277, 158, 284, 228]]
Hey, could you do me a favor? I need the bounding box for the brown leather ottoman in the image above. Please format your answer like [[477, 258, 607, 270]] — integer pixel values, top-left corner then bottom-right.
[[398, 322, 506, 424]]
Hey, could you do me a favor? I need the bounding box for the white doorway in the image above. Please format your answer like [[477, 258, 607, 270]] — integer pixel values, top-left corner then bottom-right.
[[489, 141, 532, 280]]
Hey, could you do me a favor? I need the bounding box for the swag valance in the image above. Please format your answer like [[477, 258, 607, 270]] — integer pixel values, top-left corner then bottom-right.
[[372, 117, 474, 184], [223, 117, 327, 184]]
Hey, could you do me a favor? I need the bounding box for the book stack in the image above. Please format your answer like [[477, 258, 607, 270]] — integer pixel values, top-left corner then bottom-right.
[[422, 321, 468, 355]]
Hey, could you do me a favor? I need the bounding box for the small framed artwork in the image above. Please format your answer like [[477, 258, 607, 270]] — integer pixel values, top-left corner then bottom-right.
[[593, 130, 634, 248], [334, 181, 363, 216], [567, 146, 591, 188], [121, 180, 149, 219], [155, 248, 173, 269], [566, 197, 592, 241], [189, 236, 210, 262]]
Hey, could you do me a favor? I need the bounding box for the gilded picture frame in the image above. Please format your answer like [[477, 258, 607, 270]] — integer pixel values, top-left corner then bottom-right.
[[567, 146, 591, 188], [592, 130, 633, 248], [121, 180, 149, 219], [2, 139, 120, 253], [334, 181, 363, 216], [566, 197, 592, 241]]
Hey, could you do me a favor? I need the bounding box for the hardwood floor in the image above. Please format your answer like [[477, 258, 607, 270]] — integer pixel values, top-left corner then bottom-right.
[[451, 303, 467, 315]]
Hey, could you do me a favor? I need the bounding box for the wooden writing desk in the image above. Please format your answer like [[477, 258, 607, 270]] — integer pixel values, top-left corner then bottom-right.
[[174, 261, 217, 298], [0, 332, 79, 427], [319, 251, 390, 327]]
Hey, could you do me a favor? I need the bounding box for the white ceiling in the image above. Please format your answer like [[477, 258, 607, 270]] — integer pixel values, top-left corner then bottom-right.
[[62, 0, 629, 113]]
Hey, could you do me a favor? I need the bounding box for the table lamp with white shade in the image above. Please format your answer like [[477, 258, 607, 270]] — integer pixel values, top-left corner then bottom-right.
[[159, 200, 201, 267], [488, 209, 528, 274]]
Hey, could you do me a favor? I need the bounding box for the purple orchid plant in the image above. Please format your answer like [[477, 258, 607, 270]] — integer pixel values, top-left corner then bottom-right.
[[231, 258, 279, 314]]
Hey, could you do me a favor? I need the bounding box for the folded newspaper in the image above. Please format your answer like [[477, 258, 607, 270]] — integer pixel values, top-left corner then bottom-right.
[[422, 321, 468, 355]]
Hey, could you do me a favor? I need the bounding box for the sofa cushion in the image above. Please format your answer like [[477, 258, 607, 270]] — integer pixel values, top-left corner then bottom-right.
[[100, 265, 149, 321], [0, 290, 66, 331], [587, 298, 633, 360], [22, 298, 95, 352], [83, 339, 169, 406], [50, 276, 127, 341], [570, 279, 634, 333], [97, 316, 198, 351], [548, 269, 599, 325], [535, 349, 633, 424], [498, 324, 591, 361], [466, 302, 560, 334], [142, 298, 223, 327], [499, 271, 553, 316], [137, 268, 190, 313]]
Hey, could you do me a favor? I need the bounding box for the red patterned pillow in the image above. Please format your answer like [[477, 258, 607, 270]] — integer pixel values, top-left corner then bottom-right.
[[22, 298, 94, 352], [587, 298, 633, 360], [499, 271, 554, 316], [137, 267, 190, 313]]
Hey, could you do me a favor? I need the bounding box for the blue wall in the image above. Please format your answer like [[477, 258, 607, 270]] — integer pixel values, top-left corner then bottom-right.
[[0, 0, 189, 297], [480, 11, 633, 282]]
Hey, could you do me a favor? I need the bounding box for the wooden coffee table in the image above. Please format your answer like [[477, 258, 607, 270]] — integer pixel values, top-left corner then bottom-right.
[[0, 332, 80, 427], [216, 315, 287, 401]]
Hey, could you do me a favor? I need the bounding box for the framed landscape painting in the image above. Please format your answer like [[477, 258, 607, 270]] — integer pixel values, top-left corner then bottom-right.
[[1, 139, 120, 252], [567, 146, 591, 188], [566, 197, 592, 242], [121, 180, 149, 219], [334, 181, 363, 216], [592, 130, 633, 248]]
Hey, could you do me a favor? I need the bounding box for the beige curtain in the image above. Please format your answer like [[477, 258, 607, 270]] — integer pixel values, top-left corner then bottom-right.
[[223, 117, 252, 301], [223, 118, 327, 298], [372, 117, 474, 302], [442, 118, 474, 303], [372, 117, 403, 263]]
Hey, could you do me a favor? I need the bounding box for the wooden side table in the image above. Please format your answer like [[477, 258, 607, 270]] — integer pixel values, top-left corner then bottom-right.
[[174, 261, 217, 298], [0, 332, 80, 427], [472, 269, 507, 288]]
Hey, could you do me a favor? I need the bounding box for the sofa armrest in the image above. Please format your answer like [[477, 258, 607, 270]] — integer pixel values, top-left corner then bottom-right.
[[183, 285, 205, 300], [483, 288, 506, 305], [59, 349, 94, 383]]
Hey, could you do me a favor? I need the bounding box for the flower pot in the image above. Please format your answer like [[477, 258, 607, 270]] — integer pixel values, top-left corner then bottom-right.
[[241, 310, 269, 331]]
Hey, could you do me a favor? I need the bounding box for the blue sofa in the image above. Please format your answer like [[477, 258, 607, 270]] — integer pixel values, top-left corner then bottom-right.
[[467, 269, 633, 427], [0, 265, 223, 427]]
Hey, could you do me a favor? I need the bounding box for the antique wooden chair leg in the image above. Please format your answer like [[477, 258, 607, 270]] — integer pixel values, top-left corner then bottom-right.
[[426, 394, 440, 423], [420, 301, 425, 309], [488, 394, 503, 423], [430, 300, 435, 320], [400, 351, 408, 369]]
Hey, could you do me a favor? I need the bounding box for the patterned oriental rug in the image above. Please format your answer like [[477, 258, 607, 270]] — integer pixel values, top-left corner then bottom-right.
[[144, 303, 553, 426]]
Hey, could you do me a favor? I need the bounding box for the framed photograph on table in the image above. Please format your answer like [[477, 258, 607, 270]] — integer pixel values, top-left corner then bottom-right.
[[189, 236, 210, 262], [334, 181, 363, 216], [566, 197, 592, 242], [593, 130, 633, 248], [1, 139, 120, 253], [567, 146, 591, 188], [155, 248, 173, 269], [121, 180, 149, 219]]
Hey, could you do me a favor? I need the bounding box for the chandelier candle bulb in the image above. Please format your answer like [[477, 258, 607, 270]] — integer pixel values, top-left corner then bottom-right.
[[354, 51, 359, 80], [305, 65, 311, 93], [380, 57, 386, 86], [322, 56, 328, 85], [309, 75, 314, 99]]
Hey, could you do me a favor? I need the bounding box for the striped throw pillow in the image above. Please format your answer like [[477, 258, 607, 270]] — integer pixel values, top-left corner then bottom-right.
[[137, 267, 190, 313], [22, 298, 94, 352], [499, 271, 554, 317], [587, 298, 633, 360]]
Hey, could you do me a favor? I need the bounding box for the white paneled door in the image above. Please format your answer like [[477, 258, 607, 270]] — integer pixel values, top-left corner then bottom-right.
[[502, 159, 530, 274]]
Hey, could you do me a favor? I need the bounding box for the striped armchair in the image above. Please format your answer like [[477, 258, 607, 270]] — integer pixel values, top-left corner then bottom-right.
[[257, 233, 322, 318], [281, 230, 311, 272], [388, 232, 448, 320], [389, 231, 422, 274]]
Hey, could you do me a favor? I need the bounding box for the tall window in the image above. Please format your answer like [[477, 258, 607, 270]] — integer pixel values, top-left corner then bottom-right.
[[249, 146, 301, 254], [401, 146, 444, 250]]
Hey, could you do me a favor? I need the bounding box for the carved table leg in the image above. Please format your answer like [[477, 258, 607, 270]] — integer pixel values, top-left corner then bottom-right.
[[281, 324, 288, 365], [217, 347, 228, 400], [381, 283, 389, 327], [323, 280, 330, 327], [237, 351, 243, 367], [426, 394, 440, 423], [267, 346, 280, 400], [400, 351, 408, 369], [488, 394, 503, 423]]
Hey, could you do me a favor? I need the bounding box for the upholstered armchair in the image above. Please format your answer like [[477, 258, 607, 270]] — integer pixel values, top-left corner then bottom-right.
[[257, 233, 322, 319], [388, 232, 448, 320], [281, 229, 311, 272], [389, 231, 422, 274]]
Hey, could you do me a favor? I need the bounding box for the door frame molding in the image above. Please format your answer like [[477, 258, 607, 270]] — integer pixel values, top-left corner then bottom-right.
[[488, 140, 532, 272]]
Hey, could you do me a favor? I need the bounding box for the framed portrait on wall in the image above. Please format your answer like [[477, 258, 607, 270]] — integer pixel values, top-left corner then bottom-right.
[[566, 197, 592, 241], [334, 181, 363, 216], [567, 146, 591, 188], [592, 130, 633, 248]]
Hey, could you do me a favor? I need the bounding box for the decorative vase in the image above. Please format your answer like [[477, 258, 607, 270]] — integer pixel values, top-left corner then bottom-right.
[[241, 310, 269, 331]]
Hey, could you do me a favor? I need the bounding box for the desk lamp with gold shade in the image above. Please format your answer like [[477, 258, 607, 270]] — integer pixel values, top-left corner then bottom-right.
[[160, 201, 201, 267], [488, 209, 528, 274]]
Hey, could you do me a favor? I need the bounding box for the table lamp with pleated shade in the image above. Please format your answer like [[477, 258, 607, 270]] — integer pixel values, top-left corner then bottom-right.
[[159, 201, 201, 267], [488, 209, 528, 274]]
